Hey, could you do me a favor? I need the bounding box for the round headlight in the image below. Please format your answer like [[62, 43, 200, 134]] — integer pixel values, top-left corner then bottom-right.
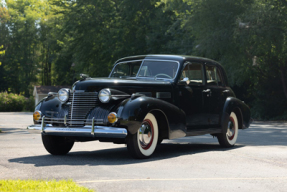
[[99, 89, 111, 103], [58, 88, 70, 102]]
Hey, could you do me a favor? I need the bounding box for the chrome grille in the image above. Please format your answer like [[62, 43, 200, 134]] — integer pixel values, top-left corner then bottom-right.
[[68, 91, 98, 126]]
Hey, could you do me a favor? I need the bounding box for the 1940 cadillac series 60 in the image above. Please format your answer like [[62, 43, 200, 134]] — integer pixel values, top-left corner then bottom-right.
[[28, 55, 251, 159]]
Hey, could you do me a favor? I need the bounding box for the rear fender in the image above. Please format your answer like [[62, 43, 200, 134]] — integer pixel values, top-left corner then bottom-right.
[[116, 96, 186, 139], [221, 97, 251, 132]]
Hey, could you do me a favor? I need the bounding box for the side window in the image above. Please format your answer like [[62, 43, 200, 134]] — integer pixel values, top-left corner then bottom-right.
[[181, 63, 203, 85], [111, 61, 141, 77], [205, 65, 223, 86], [113, 63, 129, 77], [131, 64, 140, 77]]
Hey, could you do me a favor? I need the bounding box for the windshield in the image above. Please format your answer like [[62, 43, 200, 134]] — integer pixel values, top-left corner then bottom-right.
[[110, 60, 179, 79], [110, 61, 142, 78]]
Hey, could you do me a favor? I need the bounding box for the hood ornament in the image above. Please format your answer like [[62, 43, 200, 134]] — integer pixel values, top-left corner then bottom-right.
[[80, 73, 90, 80]]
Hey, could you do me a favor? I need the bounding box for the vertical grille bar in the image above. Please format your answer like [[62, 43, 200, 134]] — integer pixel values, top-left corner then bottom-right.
[[68, 91, 98, 127], [70, 91, 75, 124]]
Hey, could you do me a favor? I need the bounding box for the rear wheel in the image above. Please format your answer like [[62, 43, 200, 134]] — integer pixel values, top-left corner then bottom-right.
[[217, 112, 238, 147], [42, 134, 74, 155], [127, 113, 159, 159]]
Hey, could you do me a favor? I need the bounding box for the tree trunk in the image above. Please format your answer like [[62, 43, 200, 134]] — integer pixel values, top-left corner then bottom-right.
[[280, 66, 287, 100]]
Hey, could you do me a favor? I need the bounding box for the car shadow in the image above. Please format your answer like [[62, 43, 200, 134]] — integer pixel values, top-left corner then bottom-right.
[[8, 143, 243, 167], [7, 121, 287, 167], [0, 128, 30, 135]]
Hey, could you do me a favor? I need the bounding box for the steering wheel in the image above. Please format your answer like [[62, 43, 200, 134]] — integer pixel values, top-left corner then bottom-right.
[[155, 73, 172, 79]]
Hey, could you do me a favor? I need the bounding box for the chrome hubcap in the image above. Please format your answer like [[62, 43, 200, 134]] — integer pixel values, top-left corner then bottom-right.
[[138, 120, 154, 149], [227, 118, 235, 139]]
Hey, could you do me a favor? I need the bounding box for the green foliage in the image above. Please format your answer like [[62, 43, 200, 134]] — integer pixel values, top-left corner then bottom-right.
[[1, 0, 287, 119], [0, 92, 25, 112], [190, 0, 287, 120], [0, 179, 94, 192], [0, 92, 34, 112], [24, 96, 35, 112]]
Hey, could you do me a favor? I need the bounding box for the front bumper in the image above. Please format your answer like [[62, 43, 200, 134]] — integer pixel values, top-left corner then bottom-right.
[[27, 122, 127, 139]]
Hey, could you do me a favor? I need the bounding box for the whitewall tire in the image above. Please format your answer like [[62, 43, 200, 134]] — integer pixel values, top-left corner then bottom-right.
[[217, 112, 239, 147], [127, 113, 159, 159]]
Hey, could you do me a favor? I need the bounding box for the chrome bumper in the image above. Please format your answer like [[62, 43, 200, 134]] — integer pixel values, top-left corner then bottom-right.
[[27, 122, 127, 138]]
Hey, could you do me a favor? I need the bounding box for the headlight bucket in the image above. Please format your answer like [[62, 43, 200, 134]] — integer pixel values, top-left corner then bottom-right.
[[58, 88, 70, 103], [99, 89, 111, 103]]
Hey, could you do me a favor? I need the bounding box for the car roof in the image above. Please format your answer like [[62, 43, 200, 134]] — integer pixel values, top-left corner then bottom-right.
[[114, 54, 221, 66]]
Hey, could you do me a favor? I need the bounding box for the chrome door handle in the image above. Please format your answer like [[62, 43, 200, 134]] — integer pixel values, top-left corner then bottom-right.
[[203, 89, 211, 97], [202, 89, 211, 93], [223, 90, 230, 93]]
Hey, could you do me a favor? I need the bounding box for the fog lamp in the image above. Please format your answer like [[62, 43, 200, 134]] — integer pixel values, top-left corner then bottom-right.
[[107, 112, 118, 124], [33, 111, 42, 121]]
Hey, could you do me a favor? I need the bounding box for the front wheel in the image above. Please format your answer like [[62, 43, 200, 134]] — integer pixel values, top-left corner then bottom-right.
[[217, 112, 239, 147], [42, 134, 74, 155], [127, 113, 159, 159]]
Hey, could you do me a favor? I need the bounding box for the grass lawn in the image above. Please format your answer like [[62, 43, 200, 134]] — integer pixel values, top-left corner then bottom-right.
[[0, 179, 94, 192]]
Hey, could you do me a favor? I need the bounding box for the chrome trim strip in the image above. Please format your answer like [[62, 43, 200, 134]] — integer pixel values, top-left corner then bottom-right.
[[27, 124, 127, 138]]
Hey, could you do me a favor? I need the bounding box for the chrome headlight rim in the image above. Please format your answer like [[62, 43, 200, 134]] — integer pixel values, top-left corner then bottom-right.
[[99, 88, 111, 103], [58, 88, 70, 103]]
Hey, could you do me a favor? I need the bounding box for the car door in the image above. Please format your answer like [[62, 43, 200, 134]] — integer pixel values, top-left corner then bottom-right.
[[177, 62, 209, 129], [204, 64, 227, 128]]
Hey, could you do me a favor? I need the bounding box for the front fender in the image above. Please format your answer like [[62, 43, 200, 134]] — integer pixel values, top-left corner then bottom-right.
[[35, 96, 67, 119], [116, 96, 186, 139], [221, 97, 251, 132]]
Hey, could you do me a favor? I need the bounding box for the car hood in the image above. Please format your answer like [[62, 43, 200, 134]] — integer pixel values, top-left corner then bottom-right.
[[73, 78, 173, 95]]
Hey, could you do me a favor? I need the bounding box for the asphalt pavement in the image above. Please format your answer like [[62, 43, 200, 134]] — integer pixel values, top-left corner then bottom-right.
[[0, 112, 287, 192]]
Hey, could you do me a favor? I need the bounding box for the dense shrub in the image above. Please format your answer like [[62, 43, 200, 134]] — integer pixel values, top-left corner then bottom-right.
[[23, 96, 35, 112], [0, 92, 34, 112]]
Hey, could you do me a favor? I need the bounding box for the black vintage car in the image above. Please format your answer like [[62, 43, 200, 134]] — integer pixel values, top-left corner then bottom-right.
[[28, 55, 251, 159]]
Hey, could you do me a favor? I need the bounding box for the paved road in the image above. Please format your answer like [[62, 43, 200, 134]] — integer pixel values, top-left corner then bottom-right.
[[0, 112, 287, 192]]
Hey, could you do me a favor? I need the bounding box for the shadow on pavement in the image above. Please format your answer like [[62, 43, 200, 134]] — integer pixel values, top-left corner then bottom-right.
[[8, 143, 243, 167], [236, 121, 287, 146], [7, 121, 287, 167], [0, 128, 30, 135]]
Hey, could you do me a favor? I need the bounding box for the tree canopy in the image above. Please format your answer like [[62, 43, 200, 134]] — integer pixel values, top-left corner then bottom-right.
[[0, 0, 286, 119]]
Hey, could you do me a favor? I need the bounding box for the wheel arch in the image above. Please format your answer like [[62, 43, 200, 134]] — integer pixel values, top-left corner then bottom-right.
[[221, 97, 251, 133], [117, 96, 186, 139], [149, 109, 169, 141], [233, 107, 243, 130]]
